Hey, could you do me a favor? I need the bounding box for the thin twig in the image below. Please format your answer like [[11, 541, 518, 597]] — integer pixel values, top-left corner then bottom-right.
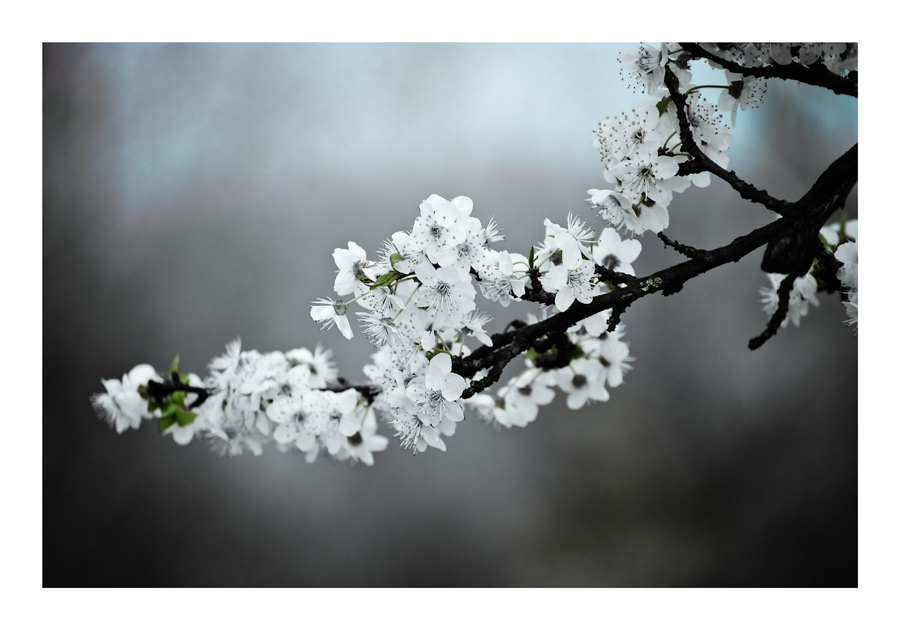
[[656, 232, 710, 260], [748, 272, 800, 350], [664, 70, 793, 217]]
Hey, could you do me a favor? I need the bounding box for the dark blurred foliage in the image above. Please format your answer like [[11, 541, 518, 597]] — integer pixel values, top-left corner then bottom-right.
[[43, 44, 857, 587]]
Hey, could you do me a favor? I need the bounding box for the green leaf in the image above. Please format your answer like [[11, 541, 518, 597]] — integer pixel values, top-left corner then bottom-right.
[[174, 408, 197, 427], [525, 348, 541, 360], [169, 355, 180, 373], [147, 398, 159, 413], [655, 97, 672, 117], [390, 253, 404, 270], [528, 247, 535, 268], [159, 416, 176, 432], [571, 345, 585, 360], [171, 390, 186, 406], [664, 67, 679, 92], [159, 403, 178, 419], [372, 270, 401, 289], [178, 373, 190, 384]]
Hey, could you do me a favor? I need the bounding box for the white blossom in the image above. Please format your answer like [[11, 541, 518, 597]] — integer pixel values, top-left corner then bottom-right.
[[90, 364, 158, 434], [310, 297, 353, 339]]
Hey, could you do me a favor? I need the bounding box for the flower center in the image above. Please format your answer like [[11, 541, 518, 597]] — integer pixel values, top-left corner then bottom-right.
[[567, 268, 585, 286], [572, 374, 588, 388]]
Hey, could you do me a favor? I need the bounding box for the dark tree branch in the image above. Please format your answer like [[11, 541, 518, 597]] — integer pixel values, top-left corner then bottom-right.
[[676, 160, 709, 177], [748, 271, 801, 350], [459, 335, 532, 399], [760, 144, 858, 274], [656, 232, 710, 261], [531, 331, 577, 371], [145, 373, 210, 410], [679, 43, 858, 98], [593, 264, 640, 287], [521, 285, 556, 306], [503, 319, 528, 333], [810, 245, 846, 295], [520, 266, 556, 305]]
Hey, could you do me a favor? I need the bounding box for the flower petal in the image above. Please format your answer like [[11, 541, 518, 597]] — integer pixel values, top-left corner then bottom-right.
[[440, 373, 466, 401]]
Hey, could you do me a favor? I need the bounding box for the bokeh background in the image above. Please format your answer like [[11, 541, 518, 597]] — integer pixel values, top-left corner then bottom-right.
[[43, 43, 858, 587]]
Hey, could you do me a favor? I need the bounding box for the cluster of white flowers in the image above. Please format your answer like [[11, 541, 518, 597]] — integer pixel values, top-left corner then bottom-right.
[[92, 364, 160, 434], [92, 340, 388, 465], [828, 222, 859, 334], [92, 44, 857, 467], [697, 43, 858, 76], [758, 220, 858, 331], [94, 193, 642, 464], [590, 43, 737, 235], [697, 42, 857, 126], [759, 271, 820, 328], [310, 196, 637, 453]]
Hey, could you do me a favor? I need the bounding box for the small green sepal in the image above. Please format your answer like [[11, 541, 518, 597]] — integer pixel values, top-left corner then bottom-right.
[[390, 253, 404, 270], [656, 97, 672, 116], [372, 270, 402, 289], [159, 403, 178, 419]]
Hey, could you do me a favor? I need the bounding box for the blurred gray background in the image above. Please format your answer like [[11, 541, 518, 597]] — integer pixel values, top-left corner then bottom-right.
[[43, 43, 858, 587]]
